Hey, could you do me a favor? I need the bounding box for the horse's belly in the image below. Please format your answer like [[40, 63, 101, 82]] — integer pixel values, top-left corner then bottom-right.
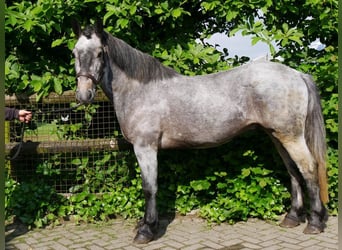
[[159, 121, 254, 149]]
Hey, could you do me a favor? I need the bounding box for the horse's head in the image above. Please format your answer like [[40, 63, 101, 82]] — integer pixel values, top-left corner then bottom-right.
[[72, 20, 104, 104]]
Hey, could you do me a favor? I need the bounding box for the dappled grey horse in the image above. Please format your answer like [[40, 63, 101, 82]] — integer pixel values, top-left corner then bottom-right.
[[71, 20, 328, 244]]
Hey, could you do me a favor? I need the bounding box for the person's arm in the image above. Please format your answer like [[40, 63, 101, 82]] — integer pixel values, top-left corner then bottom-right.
[[5, 107, 32, 122], [5, 107, 19, 121]]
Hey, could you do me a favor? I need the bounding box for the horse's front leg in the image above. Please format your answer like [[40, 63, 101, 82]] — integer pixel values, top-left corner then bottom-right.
[[133, 142, 159, 244]]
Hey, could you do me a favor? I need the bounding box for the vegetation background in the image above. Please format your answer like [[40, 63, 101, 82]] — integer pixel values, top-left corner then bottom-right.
[[5, 0, 338, 228]]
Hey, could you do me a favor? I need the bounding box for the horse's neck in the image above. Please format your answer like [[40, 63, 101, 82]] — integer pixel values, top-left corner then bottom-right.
[[101, 60, 138, 114]]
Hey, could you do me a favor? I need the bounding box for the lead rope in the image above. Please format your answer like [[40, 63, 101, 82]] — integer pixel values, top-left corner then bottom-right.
[[7, 103, 83, 160], [7, 122, 26, 160]]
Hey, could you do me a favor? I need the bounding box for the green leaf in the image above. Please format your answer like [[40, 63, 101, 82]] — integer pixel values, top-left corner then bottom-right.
[[31, 5, 43, 16], [282, 23, 289, 32], [67, 39, 76, 50], [154, 8, 163, 14], [251, 36, 261, 46], [7, 15, 17, 26], [31, 79, 42, 92], [229, 28, 240, 37], [51, 38, 64, 48], [259, 180, 267, 188], [71, 158, 82, 165], [23, 20, 34, 31], [117, 18, 129, 29], [241, 168, 251, 178], [190, 180, 211, 191], [53, 79, 63, 94], [104, 11, 115, 24], [172, 8, 182, 18], [217, 182, 227, 189], [226, 11, 238, 22], [281, 38, 289, 46], [289, 36, 303, 45], [130, 5, 137, 15]]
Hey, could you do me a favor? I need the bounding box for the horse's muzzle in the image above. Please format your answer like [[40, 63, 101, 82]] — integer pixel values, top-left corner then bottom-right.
[[76, 88, 96, 104], [76, 75, 97, 104]]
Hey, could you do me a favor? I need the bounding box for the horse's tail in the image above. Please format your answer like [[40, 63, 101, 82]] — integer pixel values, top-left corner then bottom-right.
[[302, 74, 329, 204]]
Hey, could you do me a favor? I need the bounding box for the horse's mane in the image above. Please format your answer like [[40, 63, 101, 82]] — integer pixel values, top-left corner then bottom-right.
[[101, 31, 178, 83]]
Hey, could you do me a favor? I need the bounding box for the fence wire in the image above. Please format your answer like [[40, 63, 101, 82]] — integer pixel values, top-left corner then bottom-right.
[[5, 90, 128, 194]]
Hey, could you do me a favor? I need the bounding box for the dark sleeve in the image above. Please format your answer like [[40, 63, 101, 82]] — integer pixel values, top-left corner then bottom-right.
[[5, 107, 19, 121]]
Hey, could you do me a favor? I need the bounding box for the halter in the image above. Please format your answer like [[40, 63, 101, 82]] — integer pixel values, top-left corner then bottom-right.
[[76, 72, 102, 85], [75, 45, 107, 86]]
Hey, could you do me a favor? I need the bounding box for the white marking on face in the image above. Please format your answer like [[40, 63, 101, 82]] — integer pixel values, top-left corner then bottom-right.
[[75, 34, 102, 52]]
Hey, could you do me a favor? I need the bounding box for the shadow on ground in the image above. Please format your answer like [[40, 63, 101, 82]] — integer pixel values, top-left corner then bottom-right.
[[5, 219, 29, 243]]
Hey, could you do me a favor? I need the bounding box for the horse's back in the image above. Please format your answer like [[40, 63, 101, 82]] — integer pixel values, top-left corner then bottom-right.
[[181, 60, 309, 124]]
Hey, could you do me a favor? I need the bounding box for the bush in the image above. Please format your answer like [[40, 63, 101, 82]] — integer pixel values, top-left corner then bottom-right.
[[5, 179, 66, 228]]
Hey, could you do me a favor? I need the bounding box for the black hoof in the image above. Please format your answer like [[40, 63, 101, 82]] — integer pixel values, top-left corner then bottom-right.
[[303, 224, 324, 234], [133, 232, 154, 244], [279, 215, 303, 228]]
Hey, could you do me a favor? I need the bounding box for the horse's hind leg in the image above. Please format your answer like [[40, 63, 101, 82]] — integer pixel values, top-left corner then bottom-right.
[[133, 142, 159, 244], [270, 136, 306, 227], [274, 134, 328, 233]]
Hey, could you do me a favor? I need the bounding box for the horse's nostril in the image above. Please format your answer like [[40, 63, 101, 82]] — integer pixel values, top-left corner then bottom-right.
[[87, 89, 93, 99], [75, 89, 94, 104]]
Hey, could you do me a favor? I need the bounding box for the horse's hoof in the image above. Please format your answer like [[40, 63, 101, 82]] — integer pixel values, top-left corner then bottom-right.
[[279, 216, 301, 228], [133, 232, 154, 244], [303, 224, 323, 234]]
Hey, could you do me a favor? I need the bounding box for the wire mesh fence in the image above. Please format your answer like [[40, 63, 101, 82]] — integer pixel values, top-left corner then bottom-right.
[[5, 90, 130, 194]]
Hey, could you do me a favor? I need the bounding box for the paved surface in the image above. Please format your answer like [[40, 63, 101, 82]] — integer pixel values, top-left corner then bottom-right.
[[5, 215, 338, 250]]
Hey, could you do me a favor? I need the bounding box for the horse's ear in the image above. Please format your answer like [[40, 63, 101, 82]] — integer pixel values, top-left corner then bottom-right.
[[71, 19, 81, 37], [95, 19, 103, 35]]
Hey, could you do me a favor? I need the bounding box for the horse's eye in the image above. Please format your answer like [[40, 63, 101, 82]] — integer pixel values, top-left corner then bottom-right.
[[97, 51, 103, 58]]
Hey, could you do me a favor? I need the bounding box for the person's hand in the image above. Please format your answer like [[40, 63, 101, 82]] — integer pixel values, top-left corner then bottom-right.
[[18, 110, 32, 123]]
